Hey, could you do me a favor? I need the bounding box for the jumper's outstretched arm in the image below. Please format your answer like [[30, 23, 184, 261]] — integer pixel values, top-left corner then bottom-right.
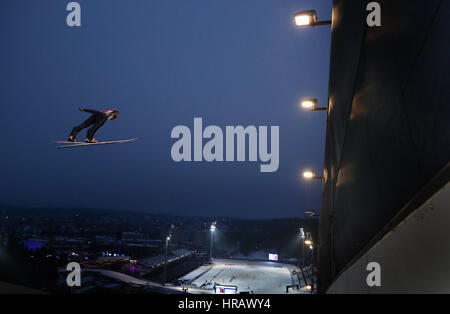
[[79, 108, 99, 114]]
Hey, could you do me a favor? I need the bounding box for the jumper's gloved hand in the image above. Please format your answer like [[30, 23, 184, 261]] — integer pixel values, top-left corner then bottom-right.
[[79, 108, 85, 112]]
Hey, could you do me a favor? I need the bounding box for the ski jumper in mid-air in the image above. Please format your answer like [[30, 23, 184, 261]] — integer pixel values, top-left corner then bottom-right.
[[68, 108, 119, 143]]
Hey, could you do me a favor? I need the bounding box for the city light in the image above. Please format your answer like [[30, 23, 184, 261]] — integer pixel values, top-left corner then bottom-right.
[[210, 222, 216, 232], [304, 239, 313, 246], [294, 10, 331, 27], [305, 284, 312, 291]]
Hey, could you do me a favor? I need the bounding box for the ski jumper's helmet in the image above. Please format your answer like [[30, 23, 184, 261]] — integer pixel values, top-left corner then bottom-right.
[[102, 109, 119, 120]]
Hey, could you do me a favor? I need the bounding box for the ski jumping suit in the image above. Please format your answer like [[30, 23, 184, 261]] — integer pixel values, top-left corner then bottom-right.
[[70, 109, 118, 141]]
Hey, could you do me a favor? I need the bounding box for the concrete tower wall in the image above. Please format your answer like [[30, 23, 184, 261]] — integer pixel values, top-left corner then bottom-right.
[[319, 0, 450, 292]]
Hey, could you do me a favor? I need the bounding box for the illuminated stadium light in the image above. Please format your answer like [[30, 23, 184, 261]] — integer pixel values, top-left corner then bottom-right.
[[295, 14, 313, 26], [210, 221, 217, 260], [300, 227, 305, 239], [301, 98, 316, 109], [303, 170, 323, 180], [163, 224, 174, 286], [301, 98, 328, 111], [294, 10, 331, 27], [303, 170, 315, 179], [304, 239, 313, 246], [305, 284, 312, 291]]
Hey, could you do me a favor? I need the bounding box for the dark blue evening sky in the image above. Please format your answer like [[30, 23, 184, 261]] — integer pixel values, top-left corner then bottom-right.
[[0, 0, 331, 218]]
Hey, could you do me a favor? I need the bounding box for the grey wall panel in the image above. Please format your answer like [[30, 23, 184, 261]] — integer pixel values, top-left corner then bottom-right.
[[328, 180, 450, 294], [318, 0, 368, 291], [319, 0, 450, 292]]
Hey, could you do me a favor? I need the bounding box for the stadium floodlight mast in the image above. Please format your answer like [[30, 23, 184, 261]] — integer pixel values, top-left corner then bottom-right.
[[304, 233, 314, 257], [309, 240, 315, 293], [210, 222, 216, 261], [303, 232, 315, 293], [303, 170, 323, 180], [300, 228, 306, 267], [301, 98, 327, 111], [163, 224, 174, 286], [294, 10, 331, 27]]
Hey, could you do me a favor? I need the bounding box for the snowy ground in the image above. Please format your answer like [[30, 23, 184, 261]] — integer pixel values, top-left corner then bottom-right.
[[60, 258, 311, 294], [178, 258, 302, 294]]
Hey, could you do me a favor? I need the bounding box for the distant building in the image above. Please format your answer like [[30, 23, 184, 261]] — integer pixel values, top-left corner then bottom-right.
[[23, 238, 48, 251], [193, 230, 209, 248], [94, 235, 117, 245], [121, 232, 145, 241], [171, 229, 188, 244]]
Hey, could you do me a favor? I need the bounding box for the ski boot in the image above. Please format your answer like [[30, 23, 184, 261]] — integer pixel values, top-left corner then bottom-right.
[[67, 136, 76, 143], [85, 138, 99, 144]]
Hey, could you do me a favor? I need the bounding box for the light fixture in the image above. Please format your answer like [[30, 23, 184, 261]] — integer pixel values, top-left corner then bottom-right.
[[294, 10, 331, 27], [305, 210, 320, 217], [300, 227, 305, 239], [303, 170, 315, 179], [303, 170, 323, 180], [210, 221, 216, 260], [295, 12, 314, 26], [164, 227, 173, 286], [304, 239, 313, 246], [301, 98, 327, 111], [305, 284, 312, 291]]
